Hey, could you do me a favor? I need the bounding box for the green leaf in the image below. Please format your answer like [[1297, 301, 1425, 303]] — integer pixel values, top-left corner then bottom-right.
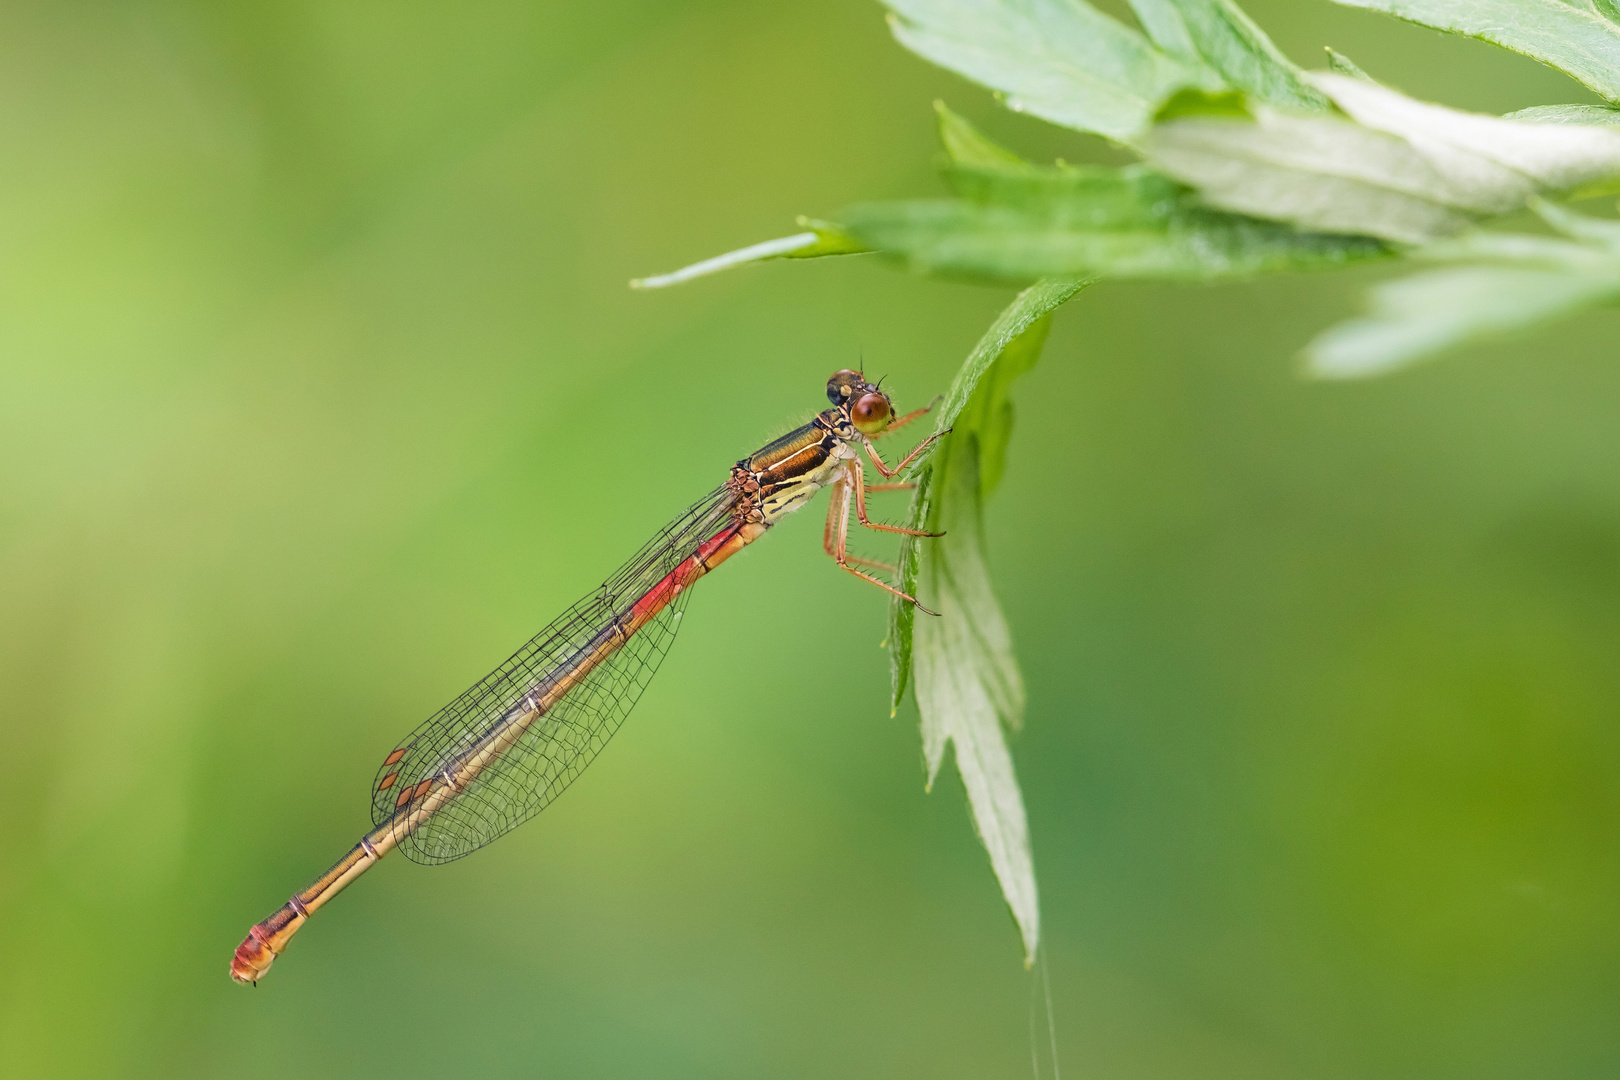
[[887, 278, 1081, 965], [884, 0, 1201, 140], [1504, 103, 1620, 126], [888, 464, 933, 718], [914, 441, 1039, 963], [944, 157, 1184, 214], [1126, 0, 1329, 110], [921, 294, 1059, 507], [842, 167, 1389, 282], [1145, 109, 1476, 243], [964, 315, 1047, 499], [1144, 72, 1620, 243], [1307, 256, 1620, 377], [925, 111, 1383, 285], [1306, 201, 1620, 377], [1324, 47, 1375, 82], [1321, 73, 1620, 190], [889, 276, 1088, 712], [629, 219, 865, 289], [910, 276, 1091, 481], [935, 100, 1027, 167], [1329, 0, 1620, 104]]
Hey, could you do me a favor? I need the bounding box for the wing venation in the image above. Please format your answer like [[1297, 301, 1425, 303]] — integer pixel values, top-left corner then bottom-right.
[[369, 484, 737, 864]]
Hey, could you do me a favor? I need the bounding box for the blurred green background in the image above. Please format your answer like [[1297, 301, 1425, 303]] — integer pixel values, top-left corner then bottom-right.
[[1, 1, 1617, 1077]]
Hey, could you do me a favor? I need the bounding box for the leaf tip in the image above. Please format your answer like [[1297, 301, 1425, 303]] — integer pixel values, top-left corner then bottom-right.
[[1323, 48, 1374, 83]]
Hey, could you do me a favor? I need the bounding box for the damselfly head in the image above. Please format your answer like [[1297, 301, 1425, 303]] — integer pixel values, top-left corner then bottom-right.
[[826, 369, 893, 436]]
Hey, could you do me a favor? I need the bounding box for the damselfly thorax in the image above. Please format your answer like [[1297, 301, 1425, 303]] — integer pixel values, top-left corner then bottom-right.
[[732, 409, 861, 523], [230, 369, 947, 984]]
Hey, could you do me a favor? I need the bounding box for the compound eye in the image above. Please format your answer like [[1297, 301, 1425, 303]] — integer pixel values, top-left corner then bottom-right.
[[850, 392, 891, 435], [827, 369, 862, 404]]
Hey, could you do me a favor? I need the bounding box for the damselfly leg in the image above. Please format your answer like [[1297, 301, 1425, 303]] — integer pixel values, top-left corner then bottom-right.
[[823, 476, 896, 573], [824, 459, 941, 616], [824, 466, 938, 615], [823, 474, 897, 574], [851, 457, 941, 540], [864, 428, 949, 480]]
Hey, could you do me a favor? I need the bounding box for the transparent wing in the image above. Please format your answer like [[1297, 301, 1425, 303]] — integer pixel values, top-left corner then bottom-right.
[[370, 484, 738, 865]]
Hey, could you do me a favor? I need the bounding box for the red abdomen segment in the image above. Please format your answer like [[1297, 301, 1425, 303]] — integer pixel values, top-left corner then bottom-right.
[[630, 521, 757, 624]]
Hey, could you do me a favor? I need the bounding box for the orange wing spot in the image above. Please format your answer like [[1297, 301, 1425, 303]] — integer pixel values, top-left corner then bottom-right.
[[395, 787, 413, 808], [413, 780, 433, 800], [377, 773, 397, 791], [383, 748, 407, 767]]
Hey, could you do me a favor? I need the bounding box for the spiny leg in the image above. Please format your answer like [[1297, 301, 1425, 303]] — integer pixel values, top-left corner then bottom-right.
[[822, 476, 845, 556], [853, 458, 943, 538], [828, 461, 938, 615], [864, 428, 950, 479], [827, 472, 852, 561], [823, 479, 896, 572], [867, 482, 915, 493], [838, 553, 936, 615]]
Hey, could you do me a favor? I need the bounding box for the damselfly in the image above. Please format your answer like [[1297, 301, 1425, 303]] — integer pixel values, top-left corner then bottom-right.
[[231, 370, 944, 983]]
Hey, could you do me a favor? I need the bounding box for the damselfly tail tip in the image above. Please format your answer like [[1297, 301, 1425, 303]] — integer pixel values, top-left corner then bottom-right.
[[230, 927, 276, 985], [231, 901, 308, 983]]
